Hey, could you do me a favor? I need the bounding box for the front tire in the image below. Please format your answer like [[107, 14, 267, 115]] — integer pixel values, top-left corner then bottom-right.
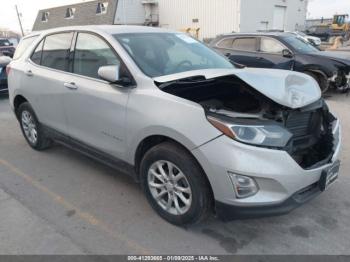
[[140, 142, 212, 225], [304, 71, 329, 94], [17, 102, 52, 151]]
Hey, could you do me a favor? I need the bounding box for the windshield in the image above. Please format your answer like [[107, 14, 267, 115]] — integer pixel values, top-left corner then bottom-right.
[[0, 39, 11, 46], [114, 33, 234, 77], [282, 35, 319, 54]]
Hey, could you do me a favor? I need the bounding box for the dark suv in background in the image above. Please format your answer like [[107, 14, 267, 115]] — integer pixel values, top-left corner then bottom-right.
[[0, 38, 15, 58], [0, 56, 11, 94], [210, 32, 350, 93]]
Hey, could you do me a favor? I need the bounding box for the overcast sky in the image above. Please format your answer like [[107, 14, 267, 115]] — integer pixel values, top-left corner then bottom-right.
[[0, 0, 349, 33]]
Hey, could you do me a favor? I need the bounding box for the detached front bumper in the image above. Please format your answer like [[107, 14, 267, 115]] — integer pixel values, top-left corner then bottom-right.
[[192, 119, 341, 220], [330, 71, 350, 92]]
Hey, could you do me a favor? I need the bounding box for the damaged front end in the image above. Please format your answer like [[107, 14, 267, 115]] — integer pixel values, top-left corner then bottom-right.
[[320, 51, 350, 93], [331, 69, 350, 93], [157, 72, 338, 170]]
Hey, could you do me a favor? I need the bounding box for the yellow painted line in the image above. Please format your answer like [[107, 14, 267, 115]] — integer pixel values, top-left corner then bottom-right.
[[0, 158, 150, 254]]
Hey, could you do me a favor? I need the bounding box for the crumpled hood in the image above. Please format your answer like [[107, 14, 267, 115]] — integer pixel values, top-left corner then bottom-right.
[[154, 68, 321, 109]]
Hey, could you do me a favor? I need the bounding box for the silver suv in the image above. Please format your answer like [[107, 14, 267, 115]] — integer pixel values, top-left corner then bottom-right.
[[7, 26, 341, 225]]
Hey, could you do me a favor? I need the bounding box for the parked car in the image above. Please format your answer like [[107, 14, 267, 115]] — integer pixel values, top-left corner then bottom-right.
[[305, 25, 345, 42], [8, 26, 341, 225], [210, 32, 350, 93], [0, 38, 16, 58], [259, 30, 322, 46], [0, 55, 11, 94], [293, 31, 322, 46]]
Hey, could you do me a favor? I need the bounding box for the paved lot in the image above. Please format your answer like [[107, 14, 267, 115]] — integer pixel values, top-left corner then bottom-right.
[[0, 93, 349, 255]]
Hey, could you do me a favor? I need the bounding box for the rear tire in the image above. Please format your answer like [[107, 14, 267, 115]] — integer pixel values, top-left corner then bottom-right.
[[17, 102, 52, 151], [140, 142, 212, 225], [304, 71, 329, 94]]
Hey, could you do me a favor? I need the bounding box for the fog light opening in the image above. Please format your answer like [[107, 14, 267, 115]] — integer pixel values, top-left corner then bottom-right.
[[228, 173, 259, 199]]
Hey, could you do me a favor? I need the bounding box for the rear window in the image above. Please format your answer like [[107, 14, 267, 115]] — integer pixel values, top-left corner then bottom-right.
[[13, 36, 38, 60], [31, 40, 44, 65]]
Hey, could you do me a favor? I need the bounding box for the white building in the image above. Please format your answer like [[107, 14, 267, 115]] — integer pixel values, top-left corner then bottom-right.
[[158, 0, 308, 40], [34, 0, 308, 40], [33, 0, 159, 31]]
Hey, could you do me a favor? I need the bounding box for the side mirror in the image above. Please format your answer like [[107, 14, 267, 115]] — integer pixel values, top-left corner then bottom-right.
[[98, 65, 121, 83], [98, 65, 133, 86], [308, 39, 317, 46], [9, 43, 14, 46], [282, 49, 293, 58], [230, 60, 246, 69]]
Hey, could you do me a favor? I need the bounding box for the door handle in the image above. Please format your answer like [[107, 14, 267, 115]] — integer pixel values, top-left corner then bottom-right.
[[255, 57, 263, 60], [25, 70, 33, 77], [64, 82, 78, 90]]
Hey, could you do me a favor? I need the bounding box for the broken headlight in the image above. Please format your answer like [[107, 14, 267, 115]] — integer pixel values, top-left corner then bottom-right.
[[207, 116, 292, 147]]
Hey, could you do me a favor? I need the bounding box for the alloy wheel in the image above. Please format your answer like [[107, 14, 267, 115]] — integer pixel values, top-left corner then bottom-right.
[[147, 160, 192, 215], [21, 110, 38, 145]]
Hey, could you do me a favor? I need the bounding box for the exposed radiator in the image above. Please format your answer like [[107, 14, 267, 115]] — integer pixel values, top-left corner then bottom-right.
[[285, 111, 313, 138]]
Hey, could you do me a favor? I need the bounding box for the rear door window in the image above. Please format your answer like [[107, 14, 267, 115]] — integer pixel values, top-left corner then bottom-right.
[[217, 38, 234, 49], [41, 32, 74, 72], [232, 38, 257, 52], [13, 36, 38, 60]]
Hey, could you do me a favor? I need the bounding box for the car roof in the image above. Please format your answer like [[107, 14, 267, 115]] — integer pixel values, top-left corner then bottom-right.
[[27, 25, 178, 38], [218, 32, 294, 38]]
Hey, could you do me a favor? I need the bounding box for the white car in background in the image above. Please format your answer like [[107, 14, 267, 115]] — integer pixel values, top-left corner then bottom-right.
[[293, 31, 322, 46]]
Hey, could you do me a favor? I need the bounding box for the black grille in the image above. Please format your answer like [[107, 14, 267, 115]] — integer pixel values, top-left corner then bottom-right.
[[286, 111, 313, 137]]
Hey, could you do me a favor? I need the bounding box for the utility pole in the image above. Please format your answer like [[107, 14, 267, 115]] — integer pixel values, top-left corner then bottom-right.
[[15, 5, 24, 36]]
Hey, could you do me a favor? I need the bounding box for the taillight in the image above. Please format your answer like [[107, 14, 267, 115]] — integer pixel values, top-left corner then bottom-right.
[[6, 65, 11, 76]]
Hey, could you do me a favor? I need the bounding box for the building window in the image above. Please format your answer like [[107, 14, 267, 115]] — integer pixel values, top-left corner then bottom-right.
[[41, 12, 49, 22], [65, 8, 76, 19], [96, 2, 108, 15]]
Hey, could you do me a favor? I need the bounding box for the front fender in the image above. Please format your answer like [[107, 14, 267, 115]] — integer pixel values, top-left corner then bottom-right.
[[295, 55, 341, 77], [126, 126, 207, 165], [123, 88, 221, 165]]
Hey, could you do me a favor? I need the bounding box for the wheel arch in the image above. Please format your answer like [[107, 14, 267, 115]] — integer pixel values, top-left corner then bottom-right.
[[302, 62, 336, 77], [13, 94, 28, 118], [133, 134, 215, 204], [304, 68, 329, 79]]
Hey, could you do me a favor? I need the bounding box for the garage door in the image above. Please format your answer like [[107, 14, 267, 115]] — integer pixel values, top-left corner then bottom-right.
[[273, 6, 286, 30]]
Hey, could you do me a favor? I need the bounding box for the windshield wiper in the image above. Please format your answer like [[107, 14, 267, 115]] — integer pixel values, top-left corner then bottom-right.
[[157, 76, 216, 90]]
